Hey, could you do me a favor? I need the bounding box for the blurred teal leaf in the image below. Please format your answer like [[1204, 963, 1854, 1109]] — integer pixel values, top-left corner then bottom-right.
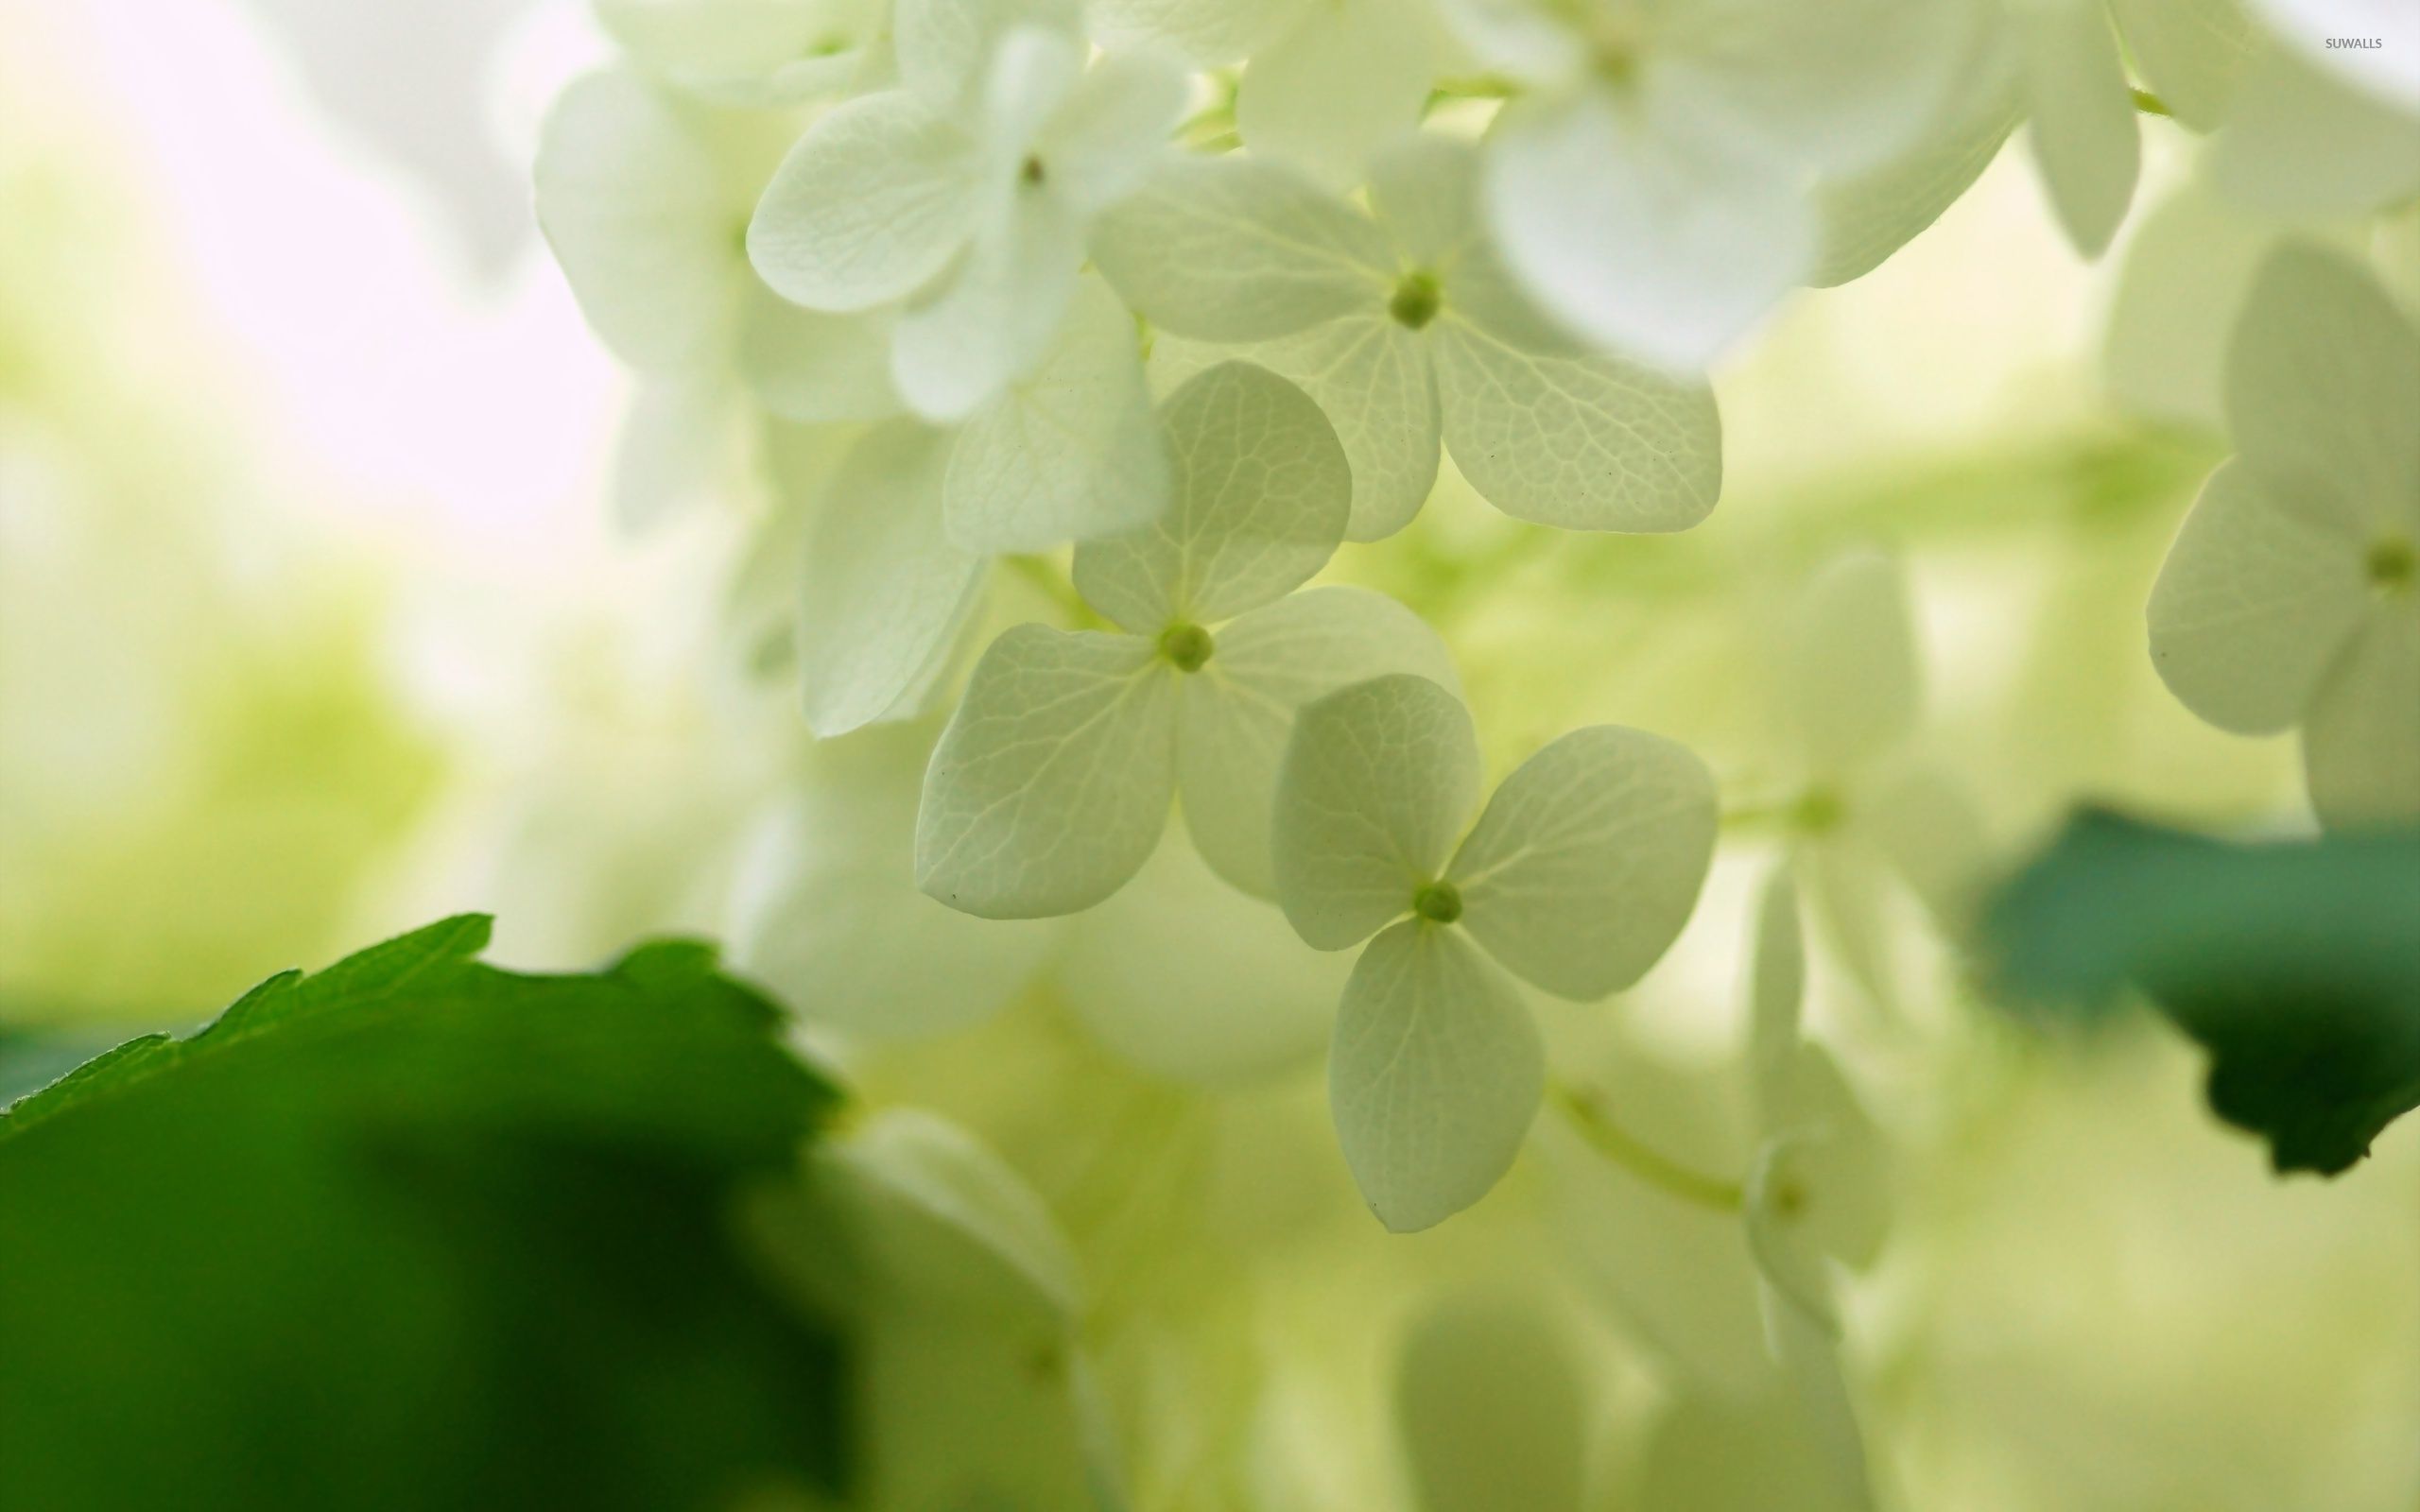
[[1987, 810, 2420, 1176], [0, 915, 849, 1512]]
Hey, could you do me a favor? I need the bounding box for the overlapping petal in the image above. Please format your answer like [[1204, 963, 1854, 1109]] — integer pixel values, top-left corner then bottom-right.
[[749, 90, 984, 311], [2012, 0, 2141, 258], [2303, 613, 2420, 829]]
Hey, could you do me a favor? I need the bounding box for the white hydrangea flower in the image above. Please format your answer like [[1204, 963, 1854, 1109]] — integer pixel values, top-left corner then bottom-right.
[[2149, 246, 2420, 830], [595, 0, 889, 106], [915, 361, 1460, 917], [1095, 135, 1721, 541], [1270, 672, 1718, 1230], [748, 0, 1186, 421], [1433, 0, 1979, 369]]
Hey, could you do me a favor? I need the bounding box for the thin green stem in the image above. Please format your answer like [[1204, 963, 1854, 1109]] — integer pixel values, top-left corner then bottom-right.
[[1552, 1084, 1745, 1213], [2130, 88, 2171, 118]]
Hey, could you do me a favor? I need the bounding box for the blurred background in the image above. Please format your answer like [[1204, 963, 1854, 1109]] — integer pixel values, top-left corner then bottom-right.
[[2, 2, 2414, 1509]]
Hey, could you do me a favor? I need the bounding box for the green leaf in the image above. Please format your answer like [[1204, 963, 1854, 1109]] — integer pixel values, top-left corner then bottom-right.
[[0, 917, 849, 1512], [1985, 810, 2420, 1176]]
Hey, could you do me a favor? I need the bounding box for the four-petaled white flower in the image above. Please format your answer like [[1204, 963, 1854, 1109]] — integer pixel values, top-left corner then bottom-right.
[[916, 361, 1460, 917], [749, 0, 1186, 421], [1271, 672, 1717, 1230], [1433, 0, 1979, 369], [1095, 134, 1721, 541], [2150, 246, 2420, 830]]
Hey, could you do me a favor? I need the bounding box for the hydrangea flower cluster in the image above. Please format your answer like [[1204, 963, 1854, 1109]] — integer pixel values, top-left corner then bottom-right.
[[533, 0, 2420, 1501]]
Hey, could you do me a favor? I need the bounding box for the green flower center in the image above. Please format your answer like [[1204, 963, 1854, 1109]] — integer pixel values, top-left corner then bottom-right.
[[1158, 621, 1215, 672], [1411, 880, 1463, 925], [1020, 154, 1046, 186], [1389, 271, 1442, 331], [2367, 533, 2415, 593]]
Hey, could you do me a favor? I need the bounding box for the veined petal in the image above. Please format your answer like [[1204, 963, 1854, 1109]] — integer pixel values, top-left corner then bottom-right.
[[1058, 833, 1346, 1084], [2209, 43, 2420, 219], [1086, 0, 1301, 65], [1073, 362, 1353, 628], [2108, 0, 2257, 129], [2147, 461, 2368, 734], [2225, 246, 2420, 534], [737, 281, 904, 422], [1273, 673, 1483, 950], [1329, 919, 1545, 1232], [891, 187, 1085, 422], [1395, 1295, 1589, 1512], [1485, 90, 1814, 372], [797, 421, 989, 736], [1040, 49, 1191, 215], [1178, 586, 1460, 897], [1447, 726, 1719, 1000], [1090, 155, 1396, 341], [1237, 0, 1435, 193], [2304, 612, 2420, 831], [2013, 0, 2141, 258], [749, 90, 983, 312], [943, 274, 1173, 553], [1777, 549, 1923, 780], [534, 69, 747, 370], [916, 625, 1179, 918]]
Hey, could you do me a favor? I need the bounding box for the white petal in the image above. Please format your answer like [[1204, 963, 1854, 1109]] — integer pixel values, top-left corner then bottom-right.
[[1777, 548, 1923, 779], [1803, 833, 1899, 1012], [2108, 0, 2257, 129], [1090, 154, 1395, 341], [1759, 1045, 1891, 1270], [1177, 586, 1461, 897], [890, 189, 1086, 421], [1858, 764, 1992, 928], [1447, 726, 1719, 999], [2100, 178, 2287, 433], [1072, 361, 1353, 628], [1085, 0, 1300, 65], [1395, 1295, 1589, 1512], [748, 90, 982, 312], [1428, 0, 1588, 84], [1747, 862, 1806, 1117], [1328, 919, 1545, 1231], [1766, 1300, 1879, 1512], [2225, 245, 2420, 534], [2209, 43, 2420, 219], [1433, 318, 1723, 532], [1272, 673, 1482, 951], [2147, 461, 2368, 734], [1812, 46, 2020, 288], [1237, 0, 1435, 193], [1039, 49, 1191, 215], [610, 375, 745, 533], [943, 275, 1173, 553], [2304, 612, 2420, 830], [916, 626, 1178, 918], [2242, 0, 2420, 112], [737, 280, 904, 422], [597, 0, 882, 100], [895, 0, 1083, 112], [2014, 0, 2141, 257], [533, 69, 747, 370], [1057, 833, 1346, 1083], [731, 731, 1062, 1039], [1216, 317, 1442, 543], [1744, 1136, 1841, 1332], [1485, 91, 1813, 371], [796, 422, 990, 735]]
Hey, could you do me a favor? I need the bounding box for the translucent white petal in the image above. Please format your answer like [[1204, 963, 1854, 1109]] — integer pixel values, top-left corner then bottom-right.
[[1219, 317, 1442, 543], [1758, 1044, 1891, 1274], [1802, 833, 1898, 1012], [1747, 862, 1806, 1116], [1237, 0, 1435, 193], [1428, 0, 1588, 84], [2013, 0, 2141, 257], [1446, 726, 1719, 999], [1177, 586, 1461, 897], [2108, 0, 2257, 129], [732, 730, 1062, 1038], [2226, 245, 2420, 533], [1744, 1136, 1841, 1332], [1812, 46, 2020, 288], [1057, 833, 1345, 1083], [737, 280, 904, 422], [2147, 461, 2368, 734], [1328, 919, 1544, 1232], [748, 90, 983, 312], [979, 23, 1084, 159], [597, 0, 883, 100], [1090, 155, 1396, 341], [2303, 612, 2420, 831], [2209, 43, 2420, 219], [1072, 361, 1354, 628], [916, 626, 1178, 918], [1086, 0, 1300, 65], [1766, 1300, 1878, 1512], [1272, 673, 1483, 950], [533, 69, 747, 369], [943, 275, 1173, 553], [1432, 318, 1724, 532], [890, 188, 1086, 421], [895, 0, 1083, 112], [2243, 0, 2420, 112], [796, 422, 990, 735], [1366, 128, 1480, 272], [1485, 91, 1813, 371], [1395, 1295, 1588, 1512], [2100, 179, 2286, 433], [610, 374, 745, 533], [1038, 49, 1191, 215], [1777, 548, 1923, 779]]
